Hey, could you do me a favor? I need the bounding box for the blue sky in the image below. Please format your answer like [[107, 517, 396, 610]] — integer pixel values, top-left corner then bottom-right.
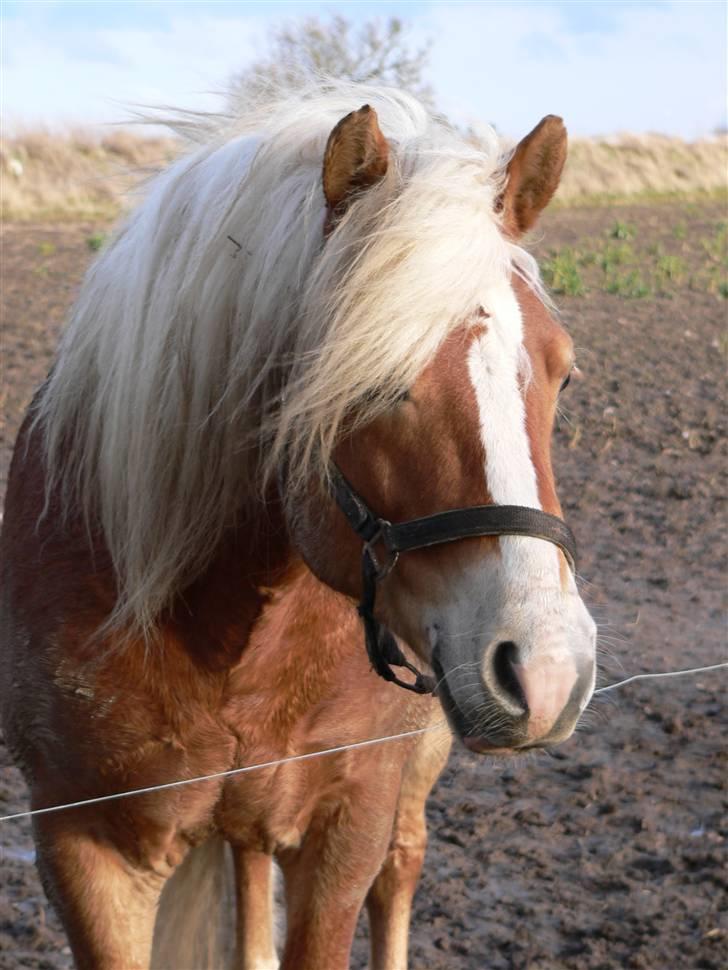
[[2, 1, 726, 138]]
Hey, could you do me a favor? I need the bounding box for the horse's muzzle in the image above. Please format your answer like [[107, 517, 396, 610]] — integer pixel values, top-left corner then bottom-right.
[[434, 646, 595, 752]]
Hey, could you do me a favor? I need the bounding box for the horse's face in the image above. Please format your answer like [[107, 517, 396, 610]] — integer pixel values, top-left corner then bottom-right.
[[337, 278, 595, 752], [293, 107, 596, 752]]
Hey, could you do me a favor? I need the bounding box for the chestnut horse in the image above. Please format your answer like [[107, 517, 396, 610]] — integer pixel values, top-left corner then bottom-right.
[[0, 84, 596, 969]]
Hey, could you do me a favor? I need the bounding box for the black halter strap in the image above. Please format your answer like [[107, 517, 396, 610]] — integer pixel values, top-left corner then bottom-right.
[[329, 463, 578, 695]]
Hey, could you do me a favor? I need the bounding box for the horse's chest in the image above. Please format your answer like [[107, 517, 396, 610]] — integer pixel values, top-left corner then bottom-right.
[[211, 714, 353, 852], [211, 692, 398, 853], [214, 760, 320, 852]]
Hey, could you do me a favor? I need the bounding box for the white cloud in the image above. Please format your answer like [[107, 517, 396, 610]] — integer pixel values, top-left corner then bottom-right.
[[417, 1, 726, 138], [2, 1, 725, 137], [2, 11, 268, 129]]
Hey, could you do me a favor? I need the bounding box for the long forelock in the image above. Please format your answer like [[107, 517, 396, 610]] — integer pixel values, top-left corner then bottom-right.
[[35, 80, 543, 636]]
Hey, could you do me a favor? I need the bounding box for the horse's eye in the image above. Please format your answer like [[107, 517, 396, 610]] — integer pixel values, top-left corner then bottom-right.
[[559, 373, 571, 393], [395, 388, 410, 404]]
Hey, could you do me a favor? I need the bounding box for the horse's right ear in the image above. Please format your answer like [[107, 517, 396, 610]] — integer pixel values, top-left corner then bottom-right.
[[497, 115, 567, 238], [322, 105, 389, 217]]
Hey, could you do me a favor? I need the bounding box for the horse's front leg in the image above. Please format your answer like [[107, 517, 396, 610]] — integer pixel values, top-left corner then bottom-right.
[[366, 719, 452, 970], [276, 775, 401, 970], [33, 811, 167, 970], [231, 845, 279, 970]]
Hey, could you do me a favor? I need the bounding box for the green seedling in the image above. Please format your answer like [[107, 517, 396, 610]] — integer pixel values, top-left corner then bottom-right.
[[86, 232, 107, 252], [605, 270, 651, 299], [610, 221, 635, 240], [542, 248, 586, 296]]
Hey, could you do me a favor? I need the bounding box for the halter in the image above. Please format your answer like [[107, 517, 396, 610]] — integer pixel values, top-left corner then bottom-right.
[[329, 464, 578, 695]]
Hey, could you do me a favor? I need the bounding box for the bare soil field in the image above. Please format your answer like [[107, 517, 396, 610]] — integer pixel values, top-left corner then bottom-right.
[[1, 203, 726, 969]]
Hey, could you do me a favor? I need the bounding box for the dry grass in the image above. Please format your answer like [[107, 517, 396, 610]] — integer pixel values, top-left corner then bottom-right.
[[1, 127, 726, 221], [557, 133, 728, 205], [1, 128, 179, 221]]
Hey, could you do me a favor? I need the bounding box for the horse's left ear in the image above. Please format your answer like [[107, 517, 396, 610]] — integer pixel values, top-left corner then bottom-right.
[[322, 105, 389, 216], [498, 115, 567, 238]]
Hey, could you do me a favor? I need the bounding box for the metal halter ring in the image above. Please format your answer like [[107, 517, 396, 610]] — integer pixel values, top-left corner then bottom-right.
[[362, 522, 399, 581]]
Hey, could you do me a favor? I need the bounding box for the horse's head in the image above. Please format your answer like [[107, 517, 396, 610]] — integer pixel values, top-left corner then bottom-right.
[[290, 105, 596, 753]]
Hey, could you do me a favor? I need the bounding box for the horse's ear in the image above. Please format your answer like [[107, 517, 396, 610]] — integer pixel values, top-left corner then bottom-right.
[[322, 105, 389, 215], [498, 115, 567, 238]]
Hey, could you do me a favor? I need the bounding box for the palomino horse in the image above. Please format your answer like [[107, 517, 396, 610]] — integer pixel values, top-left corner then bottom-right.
[[0, 84, 596, 969]]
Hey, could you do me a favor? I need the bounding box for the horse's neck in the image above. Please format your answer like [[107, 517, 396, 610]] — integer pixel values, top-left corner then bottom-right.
[[170, 503, 294, 671], [8, 409, 323, 674]]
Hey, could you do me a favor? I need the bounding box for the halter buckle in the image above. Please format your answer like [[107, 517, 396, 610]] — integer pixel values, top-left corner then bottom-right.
[[363, 521, 399, 581]]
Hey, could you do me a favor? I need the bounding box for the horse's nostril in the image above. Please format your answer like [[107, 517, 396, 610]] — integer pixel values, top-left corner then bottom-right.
[[492, 641, 528, 712]]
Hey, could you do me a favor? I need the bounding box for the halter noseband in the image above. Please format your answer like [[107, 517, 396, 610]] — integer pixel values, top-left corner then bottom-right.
[[329, 463, 578, 696]]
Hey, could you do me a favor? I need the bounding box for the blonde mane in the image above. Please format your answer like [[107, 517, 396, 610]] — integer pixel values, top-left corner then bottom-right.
[[36, 80, 541, 635]]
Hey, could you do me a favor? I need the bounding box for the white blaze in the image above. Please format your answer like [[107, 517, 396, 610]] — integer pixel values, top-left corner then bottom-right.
[[467, 280, 562, 610], [420, 278, 596, 737]]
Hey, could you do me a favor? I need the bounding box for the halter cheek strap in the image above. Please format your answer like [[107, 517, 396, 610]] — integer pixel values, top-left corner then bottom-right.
[[329, 463, 578, 695]]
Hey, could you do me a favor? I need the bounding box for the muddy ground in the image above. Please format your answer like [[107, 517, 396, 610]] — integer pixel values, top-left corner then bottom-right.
[[0, 203, 726, 969]]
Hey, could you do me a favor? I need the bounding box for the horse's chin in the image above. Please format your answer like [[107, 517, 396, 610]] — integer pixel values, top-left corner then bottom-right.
[[460, 736, 529, 756]]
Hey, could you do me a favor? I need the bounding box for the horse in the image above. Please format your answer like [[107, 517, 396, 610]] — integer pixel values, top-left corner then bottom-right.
[[0, 82, 597, 969]]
